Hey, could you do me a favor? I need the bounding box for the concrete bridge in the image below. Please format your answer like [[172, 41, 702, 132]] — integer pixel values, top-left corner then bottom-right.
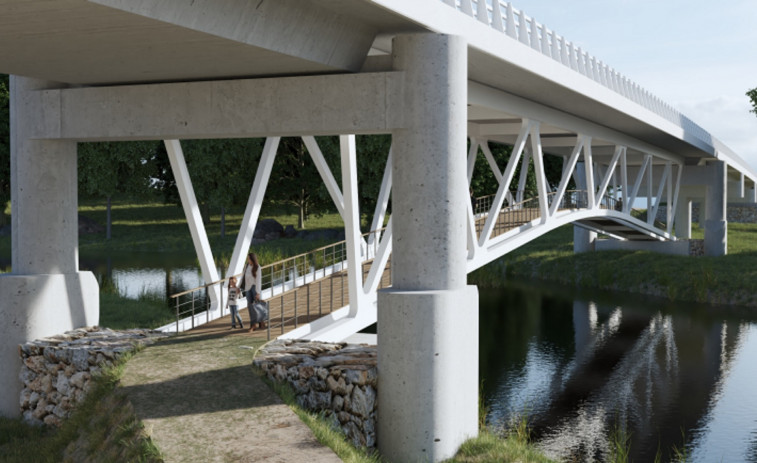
[[1, 1, 755, 461]]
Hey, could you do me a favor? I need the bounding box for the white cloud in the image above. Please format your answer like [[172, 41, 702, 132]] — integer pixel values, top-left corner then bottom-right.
[[677, 97, 757, 168]]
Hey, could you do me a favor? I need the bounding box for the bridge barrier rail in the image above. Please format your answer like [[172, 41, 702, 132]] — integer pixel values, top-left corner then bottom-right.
[[165, 228, 388, 338], [474, 189, 667, 239], [443, 0, 711, 145]]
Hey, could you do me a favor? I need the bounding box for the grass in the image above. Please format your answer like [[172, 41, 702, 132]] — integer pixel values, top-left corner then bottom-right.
[[264, 377, 385, 463], [76, 197, 346, 255], [264, 371, 558, 463], [447, 430, 556, 463], [99, 291, 175, 330], [469, 222, 757, 308], [0, 352, 162, 463]]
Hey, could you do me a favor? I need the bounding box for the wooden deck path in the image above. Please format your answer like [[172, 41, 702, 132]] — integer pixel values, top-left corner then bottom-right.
[[189, 260, 391, 340]]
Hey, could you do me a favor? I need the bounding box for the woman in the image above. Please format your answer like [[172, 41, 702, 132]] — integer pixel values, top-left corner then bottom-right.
[[239, 252, 265, 331]]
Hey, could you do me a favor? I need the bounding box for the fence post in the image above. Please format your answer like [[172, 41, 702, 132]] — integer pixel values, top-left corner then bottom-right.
[[175, 296, 180, 333]]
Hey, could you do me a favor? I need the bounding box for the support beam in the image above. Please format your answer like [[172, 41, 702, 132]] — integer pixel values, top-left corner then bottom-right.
[[368, 147, 393, 247], [303, 136, 345, 219], [340, 135, 364, 317], [35, 73, 403, 141], [164, 140, 221, 308], [379, 33, 478, 463], [228, 137, 280, 280]]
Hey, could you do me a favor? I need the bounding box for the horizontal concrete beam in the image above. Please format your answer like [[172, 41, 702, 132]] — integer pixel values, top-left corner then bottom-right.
[[31, 73, 403, 141], [469, 81, 684, 165]]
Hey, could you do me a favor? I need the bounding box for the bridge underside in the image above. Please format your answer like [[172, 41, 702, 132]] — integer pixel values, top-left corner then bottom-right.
[[2, 1, 755, 461]]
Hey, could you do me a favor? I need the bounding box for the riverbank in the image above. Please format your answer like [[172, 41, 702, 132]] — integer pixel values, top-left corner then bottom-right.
[[469, 222, 757, 308]]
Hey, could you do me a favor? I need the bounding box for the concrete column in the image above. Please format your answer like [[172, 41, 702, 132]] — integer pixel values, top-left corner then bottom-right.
[[704, 161, 727, 256], [674, 198, 692, 239], [378, 34, 478, 463], [0, 76, 98, 417], [573, 161, 596, 253], [573, 227, 596, 253]]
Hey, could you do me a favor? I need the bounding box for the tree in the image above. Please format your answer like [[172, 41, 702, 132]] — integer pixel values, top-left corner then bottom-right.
[[748, 87, 757, 115], [266, 137, 340, 229], [0, 75, 9, 227], [180, 138, 264, 236], [314, 134, 393, 231], [78, 141, 155, 239], [469, 141, 568, 205]]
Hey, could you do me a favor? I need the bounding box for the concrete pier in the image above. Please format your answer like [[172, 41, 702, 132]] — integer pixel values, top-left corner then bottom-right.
[[378, 34, 479, 463], [0, 77, 98, 416]]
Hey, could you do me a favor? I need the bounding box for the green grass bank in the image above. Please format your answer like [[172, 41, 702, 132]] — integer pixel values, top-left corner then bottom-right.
[[469, 222, 757, 308]]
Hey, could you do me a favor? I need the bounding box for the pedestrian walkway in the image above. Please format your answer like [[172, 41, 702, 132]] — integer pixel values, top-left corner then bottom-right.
[[119, 327, 342, 462]]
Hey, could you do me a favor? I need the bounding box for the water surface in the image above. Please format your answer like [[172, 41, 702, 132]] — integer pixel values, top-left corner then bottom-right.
[[479, 280, 757, 462]]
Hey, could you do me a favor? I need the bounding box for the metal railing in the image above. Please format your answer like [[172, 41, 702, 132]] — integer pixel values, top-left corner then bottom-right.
[[474, 189, 666, 239], [166, 228, 390, 338], [441, 0, 711, 145]]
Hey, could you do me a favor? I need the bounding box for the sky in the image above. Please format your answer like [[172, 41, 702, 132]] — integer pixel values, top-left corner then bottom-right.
[[510, 0, 757, 170]]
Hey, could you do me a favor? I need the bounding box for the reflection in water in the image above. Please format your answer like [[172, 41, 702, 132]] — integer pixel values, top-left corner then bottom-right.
[[78, 252, 217, 299], [480, 281, 757, 462]]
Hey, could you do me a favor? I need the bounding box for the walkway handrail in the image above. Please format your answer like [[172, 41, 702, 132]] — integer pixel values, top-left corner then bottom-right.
[[442, 0, 711, 146], [166, 227, 387, 335], [475, 189, 669, 239]]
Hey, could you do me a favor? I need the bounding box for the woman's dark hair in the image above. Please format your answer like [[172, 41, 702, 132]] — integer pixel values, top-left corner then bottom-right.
[[248, 252, 259, 277]]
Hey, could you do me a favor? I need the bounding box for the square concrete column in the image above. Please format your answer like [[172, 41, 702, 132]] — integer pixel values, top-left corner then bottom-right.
[[704, 160, 727, 256], [573, 161, 596, 252], [674, 198, 692, 239], [0, 76, 98, 417], [378, 34, 478, 463]]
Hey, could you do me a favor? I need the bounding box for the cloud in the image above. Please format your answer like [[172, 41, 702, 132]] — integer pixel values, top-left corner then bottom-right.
[[677, 97, 757, 170]]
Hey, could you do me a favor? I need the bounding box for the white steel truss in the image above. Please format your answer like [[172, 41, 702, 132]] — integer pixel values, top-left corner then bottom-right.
[[464, 117, 683, 273], [167, 116, 682, 340]]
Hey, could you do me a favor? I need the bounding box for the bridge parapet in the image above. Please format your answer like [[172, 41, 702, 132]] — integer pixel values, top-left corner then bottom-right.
[[442, 0, 712, 147]]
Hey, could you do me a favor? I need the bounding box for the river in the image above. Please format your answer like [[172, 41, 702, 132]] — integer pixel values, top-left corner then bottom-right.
[[479, 279, 757, 462]]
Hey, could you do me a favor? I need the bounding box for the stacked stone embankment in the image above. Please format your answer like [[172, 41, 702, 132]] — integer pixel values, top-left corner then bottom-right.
[[254, 340, 378, 448], [18, 327, 169, 426], [656, 203, 757, 224]]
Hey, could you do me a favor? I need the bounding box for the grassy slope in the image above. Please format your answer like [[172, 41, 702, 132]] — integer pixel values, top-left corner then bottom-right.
[[470, 222, 757, 308], [0, 354, 162, 463]]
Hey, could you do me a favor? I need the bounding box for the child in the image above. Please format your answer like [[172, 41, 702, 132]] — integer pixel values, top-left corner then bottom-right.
[[226, 276, 244, 329]]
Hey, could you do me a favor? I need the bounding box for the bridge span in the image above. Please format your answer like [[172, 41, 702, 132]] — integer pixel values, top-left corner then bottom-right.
[[2, 0, 756, 461]]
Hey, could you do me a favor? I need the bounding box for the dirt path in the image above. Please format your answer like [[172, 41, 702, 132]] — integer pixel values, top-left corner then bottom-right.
[[119, 328, 342, 462]]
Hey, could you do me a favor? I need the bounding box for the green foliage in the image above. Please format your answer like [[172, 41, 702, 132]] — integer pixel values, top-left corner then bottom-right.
[[99, 291, 175, 330], [471, 223, 757, 308], [469, 140, 570, 200], [609, 424, 632, 463], [78, 140, 161, 239], [0, 74, 9, 226], [262, 376, 384, 463], [448, 429, 556, 463], [179, 138, 264, 228], [747, 87, 757, 115], [355, 134, 392, 229], [78, 141, 155, 200], [266, 136, 339, 228]]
